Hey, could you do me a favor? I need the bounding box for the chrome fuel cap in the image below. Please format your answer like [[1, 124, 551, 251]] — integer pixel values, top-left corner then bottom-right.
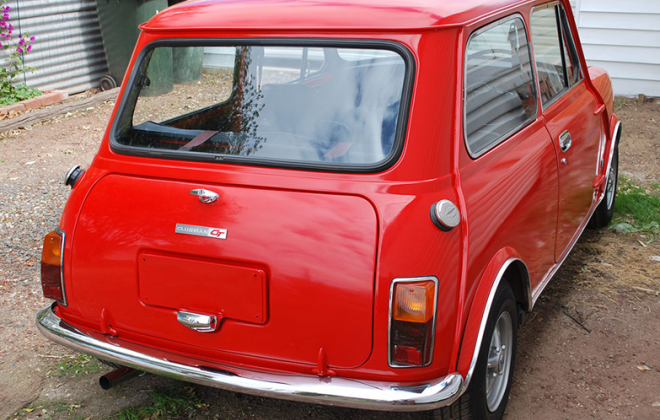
[[431, 200, 461, 231]]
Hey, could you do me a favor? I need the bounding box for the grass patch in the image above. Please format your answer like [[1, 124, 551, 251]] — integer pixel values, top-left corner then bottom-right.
[[612, 176, 660, 235], [111, 385, 206, 420], [614, 95, 627, 112], [14, 401, 83, 419], [54, 353, 103, 377]]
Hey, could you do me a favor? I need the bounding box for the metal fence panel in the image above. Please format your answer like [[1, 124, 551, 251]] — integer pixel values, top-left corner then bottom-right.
[[0, 0, 108, 94]]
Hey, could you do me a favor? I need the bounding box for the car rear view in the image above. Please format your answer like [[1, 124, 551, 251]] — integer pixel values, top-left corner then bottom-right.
[[35, 25, 467, 405]]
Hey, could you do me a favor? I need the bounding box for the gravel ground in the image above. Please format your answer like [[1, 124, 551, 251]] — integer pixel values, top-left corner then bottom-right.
[[0, 94, 659, 420]]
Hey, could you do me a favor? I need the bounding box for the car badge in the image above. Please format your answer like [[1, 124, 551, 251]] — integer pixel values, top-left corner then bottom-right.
[[175, 224, 227, 240]]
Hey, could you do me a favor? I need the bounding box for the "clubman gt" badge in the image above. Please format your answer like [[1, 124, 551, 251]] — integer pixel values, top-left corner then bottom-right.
[[175, 224, 227, 240]]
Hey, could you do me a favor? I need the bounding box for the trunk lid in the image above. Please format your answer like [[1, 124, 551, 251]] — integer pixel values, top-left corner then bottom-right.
[[71, 174, 377, 368]]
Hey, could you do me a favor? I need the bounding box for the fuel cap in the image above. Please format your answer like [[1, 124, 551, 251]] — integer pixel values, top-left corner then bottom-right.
[[430, 200, 460, 231]]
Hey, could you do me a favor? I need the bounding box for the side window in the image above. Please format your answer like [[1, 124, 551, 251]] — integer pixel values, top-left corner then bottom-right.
[[531, 4, 581, 106], [465, 17, 538, 157]]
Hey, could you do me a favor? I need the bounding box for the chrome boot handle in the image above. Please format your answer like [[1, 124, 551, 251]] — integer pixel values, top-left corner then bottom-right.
[[190, 188, 219, 204]]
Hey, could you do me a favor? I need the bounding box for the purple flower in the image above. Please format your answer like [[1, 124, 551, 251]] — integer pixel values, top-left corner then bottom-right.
[[5, 6, 10, 11], [27, 44, 31, 52], [30, 35, 35, 42], [18, 38, 25, 45], [3, 13, 8, 20], [16, 46, 22, 53]]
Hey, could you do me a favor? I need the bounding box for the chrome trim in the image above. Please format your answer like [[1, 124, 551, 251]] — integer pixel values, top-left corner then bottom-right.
[[559, 130, 572, 153], [64, 165, 81, 186], [36, 304, 463, 411], [177, 311, 218, 332], [175, 223, 227, 240], [55, 227, 67, 307], [602, 121, 621, 205], [531, 2, 584, 112], [432, 200, 461, 231], [190, 188, 219, 204], [528, 126, 621, 307], [461, 258, 522, 392], [387, 276, 439, 368], [463, 14, 538, 159], [531, 202, 597, 307]]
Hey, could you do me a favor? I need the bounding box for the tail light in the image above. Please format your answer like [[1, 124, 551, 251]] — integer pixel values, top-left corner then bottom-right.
[[389, 277, 438, 367], [41, 229, 67, 306]]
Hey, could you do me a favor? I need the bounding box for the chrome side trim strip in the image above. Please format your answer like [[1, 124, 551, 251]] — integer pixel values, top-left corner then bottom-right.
[[55, 227, 68, 307], [601, 121, 621, 204], [36, 305, 463, 412], [461, 258, 522, 393], [531, 199, 600, 308]]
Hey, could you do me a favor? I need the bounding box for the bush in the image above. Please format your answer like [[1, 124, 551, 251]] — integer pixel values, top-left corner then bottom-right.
[[0, 0, 41, 106]]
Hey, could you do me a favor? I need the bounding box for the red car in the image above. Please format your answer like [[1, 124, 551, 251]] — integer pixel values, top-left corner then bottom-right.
[[37, 0, 620, 418]]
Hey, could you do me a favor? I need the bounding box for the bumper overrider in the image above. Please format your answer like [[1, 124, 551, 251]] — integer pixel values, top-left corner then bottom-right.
[[36, 304, 463, 411]]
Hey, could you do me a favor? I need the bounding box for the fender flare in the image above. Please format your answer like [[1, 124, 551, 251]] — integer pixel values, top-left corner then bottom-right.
[[454, 248, 530, 392]]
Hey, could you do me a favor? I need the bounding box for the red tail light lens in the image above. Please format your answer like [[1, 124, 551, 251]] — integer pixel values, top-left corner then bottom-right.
[[41, 229, 67, 306], [389, 278, 437, 367]]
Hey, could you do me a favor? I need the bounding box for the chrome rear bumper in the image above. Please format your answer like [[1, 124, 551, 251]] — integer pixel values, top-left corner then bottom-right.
[[36, 304, 463, 411]]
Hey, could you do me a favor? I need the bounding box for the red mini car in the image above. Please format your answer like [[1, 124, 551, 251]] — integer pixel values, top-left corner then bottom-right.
[[37, 0, 620, 418]]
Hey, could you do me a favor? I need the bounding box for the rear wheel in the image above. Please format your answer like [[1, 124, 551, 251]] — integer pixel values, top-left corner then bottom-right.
[[433, 281, 518, 420], [590, 145, 619, 228]]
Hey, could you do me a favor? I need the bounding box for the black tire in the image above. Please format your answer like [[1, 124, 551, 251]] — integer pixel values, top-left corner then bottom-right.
[[433, 281, 518, 420], [590, 144, 619, 228]]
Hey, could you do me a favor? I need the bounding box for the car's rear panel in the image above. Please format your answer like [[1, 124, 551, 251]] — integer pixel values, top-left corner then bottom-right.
[[68, 174, 377, 368]]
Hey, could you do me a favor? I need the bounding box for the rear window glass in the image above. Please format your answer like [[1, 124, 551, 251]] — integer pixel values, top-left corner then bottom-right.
[[112, 43, 409, 170]]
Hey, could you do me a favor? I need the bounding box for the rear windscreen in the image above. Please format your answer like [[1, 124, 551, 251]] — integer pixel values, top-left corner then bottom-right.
[[112, 44, 410, 170]]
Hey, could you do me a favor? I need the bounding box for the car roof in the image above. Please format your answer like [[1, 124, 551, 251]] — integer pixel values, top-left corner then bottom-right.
[[142, 0, 531, 32]]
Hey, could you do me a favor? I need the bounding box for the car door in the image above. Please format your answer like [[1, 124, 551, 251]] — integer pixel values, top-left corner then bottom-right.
[[530, 2, 603, 261]]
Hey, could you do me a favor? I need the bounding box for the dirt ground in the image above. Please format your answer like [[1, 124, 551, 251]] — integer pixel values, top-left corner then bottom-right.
[[0, 95, 659, 420]]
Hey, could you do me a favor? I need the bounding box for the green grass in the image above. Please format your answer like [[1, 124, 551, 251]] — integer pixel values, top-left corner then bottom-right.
[[54, 354, 103, 377], [612, 176, 660, 235], [111, 385, 205, 420], [614, 96, 627, 112], [14, 401, 83, 419]]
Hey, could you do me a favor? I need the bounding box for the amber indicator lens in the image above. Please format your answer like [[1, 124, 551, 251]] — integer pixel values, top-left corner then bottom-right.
[[390, 279, 437, 367], [41, 230, 65, 304], [393, 281, 435, 323]]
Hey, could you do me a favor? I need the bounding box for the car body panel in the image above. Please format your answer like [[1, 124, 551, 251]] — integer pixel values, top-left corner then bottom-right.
[[37, 0, 617, 411]]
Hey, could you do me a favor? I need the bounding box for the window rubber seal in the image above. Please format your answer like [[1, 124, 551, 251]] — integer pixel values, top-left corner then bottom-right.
[[108, 38, 416, 175]]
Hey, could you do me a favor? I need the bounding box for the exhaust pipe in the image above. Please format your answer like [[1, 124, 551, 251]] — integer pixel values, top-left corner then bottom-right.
[[99, 367, 140, 390]]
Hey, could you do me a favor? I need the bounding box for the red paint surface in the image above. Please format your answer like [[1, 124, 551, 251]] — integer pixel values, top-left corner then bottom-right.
[[49, 0, 615, 385]]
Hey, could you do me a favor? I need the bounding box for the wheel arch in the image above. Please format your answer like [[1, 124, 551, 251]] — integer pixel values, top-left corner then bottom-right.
[[454, 248, 531, 392]]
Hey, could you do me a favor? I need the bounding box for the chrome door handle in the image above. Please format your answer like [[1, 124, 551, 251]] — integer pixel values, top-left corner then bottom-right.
[[559, 130, 572, 153], [190, 188, 219, 204]]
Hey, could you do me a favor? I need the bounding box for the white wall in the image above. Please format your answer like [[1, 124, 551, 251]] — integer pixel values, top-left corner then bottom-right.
[[572, 0, 660, 97]]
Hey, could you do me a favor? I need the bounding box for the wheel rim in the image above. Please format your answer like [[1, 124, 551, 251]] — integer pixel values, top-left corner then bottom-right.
[[606, 154, 617, 210], [485, 311, 513, 412]]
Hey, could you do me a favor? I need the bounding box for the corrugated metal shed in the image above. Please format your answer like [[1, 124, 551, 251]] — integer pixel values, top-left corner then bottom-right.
[[0, 0, 108, 94], [571, 0, 660, 96]]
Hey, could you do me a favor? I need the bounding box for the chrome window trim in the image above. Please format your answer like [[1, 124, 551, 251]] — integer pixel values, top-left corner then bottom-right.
[[530, 1, 584, 112], [55, 227, 68, 307], [387, 276, 439, 368], [462, 14, 539, 159]]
